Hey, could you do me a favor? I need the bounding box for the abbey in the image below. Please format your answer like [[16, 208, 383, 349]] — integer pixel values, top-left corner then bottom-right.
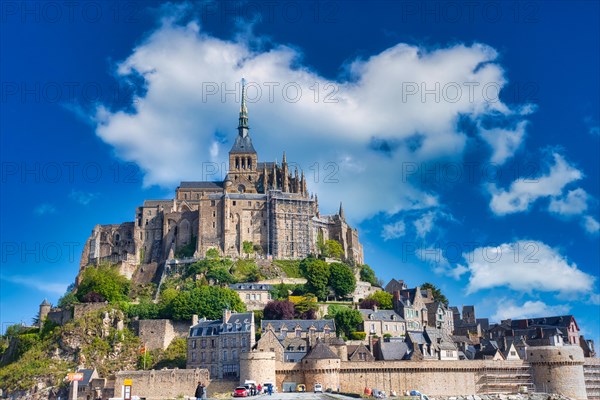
[[80, 81, 364, 275]]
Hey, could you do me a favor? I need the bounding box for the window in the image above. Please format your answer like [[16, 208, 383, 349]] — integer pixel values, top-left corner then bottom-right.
[[213, 221, 215, 228], [233, 201, 237, 206], [242, 337, 247, 348], [191, 352, 197, 362], [295, 329, 302, 338], [394, 325, 398, 332], [359, 352, 366, 361], [212, 211, 216, 217], [211, 200, 216, 206], [232, 349, 238, 360], [223, 338, 228, 347], [248, 201, 251, 206], [510, 351, 517, 356], [196, 194, 200, 199], [201, 352, 206, 361], [211, 339, 215, 348], [192, 340, 197, 349], [385, 324, 389, 331], [211, 352, 216, 361], [201, 339, 206, 348], [223, 350, 228, 361], [257, 294, 261, 300], [246, 294, 251, 300]]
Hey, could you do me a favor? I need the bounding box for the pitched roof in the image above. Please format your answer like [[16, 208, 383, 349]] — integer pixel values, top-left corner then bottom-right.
[[189, 312, 253, 336], [303, 341, 340, 360], [230, 134, 256, 153], [359, 309, 404, 322], [261, 319, 335, 333], [379, 340, 410, 360], [230, 283, 274, 291], [178, 181, 224, 189]]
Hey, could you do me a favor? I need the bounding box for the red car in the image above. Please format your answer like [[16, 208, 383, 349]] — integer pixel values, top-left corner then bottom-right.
[[233, 387, 249, 397]]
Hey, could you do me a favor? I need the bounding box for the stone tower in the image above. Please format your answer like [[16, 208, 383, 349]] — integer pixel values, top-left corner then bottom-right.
[[38, 299, 51, 328], [226, 78, 259, 194], [528, 346, 588, 400]]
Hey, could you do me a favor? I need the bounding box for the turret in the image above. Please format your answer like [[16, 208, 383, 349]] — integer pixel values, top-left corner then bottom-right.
[[39, 299, 51, 328]]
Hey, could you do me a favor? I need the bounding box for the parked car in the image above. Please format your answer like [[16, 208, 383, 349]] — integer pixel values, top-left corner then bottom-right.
[[296, 384, 306, 392], [314, 384, 323, 393], [233, 387, 249, 397]]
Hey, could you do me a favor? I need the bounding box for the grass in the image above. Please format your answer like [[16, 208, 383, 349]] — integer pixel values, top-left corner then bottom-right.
[[272, 259, 303, 278]]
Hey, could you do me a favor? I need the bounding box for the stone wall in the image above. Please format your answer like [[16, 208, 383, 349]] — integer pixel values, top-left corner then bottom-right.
[[136, 319, 190, 351], [528, 346, 587, 400], [239, 351, 277, 386], [584, 357, 600, 400], [73, 302, 109, 320], [114, 368, 209, 400]]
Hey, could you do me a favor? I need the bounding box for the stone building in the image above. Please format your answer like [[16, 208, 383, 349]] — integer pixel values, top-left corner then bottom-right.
[[391, 287, 429, 331], [229, 283, 274, 311], [261, 319, 336, 340], [358, 307, 406, 338], [425, 301, 454, 336], [187, 310, 255, 379], [78, 82, 364, 284]]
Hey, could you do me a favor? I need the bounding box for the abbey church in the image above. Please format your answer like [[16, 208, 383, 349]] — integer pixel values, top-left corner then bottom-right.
[[79, 82, 364, 277]]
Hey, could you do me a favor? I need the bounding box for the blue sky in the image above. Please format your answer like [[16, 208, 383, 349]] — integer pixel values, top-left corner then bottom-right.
[[1, 1, 598, 342]]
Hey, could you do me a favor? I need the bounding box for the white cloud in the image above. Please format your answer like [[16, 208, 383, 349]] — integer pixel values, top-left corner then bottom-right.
[[548, 188, 589, 216], [90, 15, 529, 222], [491, 300, 570, 321], [488, 153, 582, 216], [416, 247, 467, 279], [69, 190, 98, 206], [582, 215, 600, 234], [414, 211, 436, 238], [480, 121, 527, 164], [464, 240, 595, 295], [1, 275, 68, 295], [381, 220, 406, 241], [34, 203, 56, 216]]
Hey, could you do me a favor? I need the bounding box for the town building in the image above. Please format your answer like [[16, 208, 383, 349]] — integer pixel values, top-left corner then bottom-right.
[[261, 319, 335, 340], [229, 283, 274, 311], [358, 307, 406, 338], [187, 309, 255, 379]]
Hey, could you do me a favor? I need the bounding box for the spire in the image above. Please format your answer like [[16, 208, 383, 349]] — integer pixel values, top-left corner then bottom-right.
[[238, 78, 249, 137], [272, 161, 278, 190], [301, 170, 307, 196], [339, 202, 345, 219], [282, 151, 287, 164]]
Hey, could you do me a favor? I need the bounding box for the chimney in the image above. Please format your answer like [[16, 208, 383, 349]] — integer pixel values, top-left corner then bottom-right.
[[192, 314, 199, 326], [223, 309, 232, 323]]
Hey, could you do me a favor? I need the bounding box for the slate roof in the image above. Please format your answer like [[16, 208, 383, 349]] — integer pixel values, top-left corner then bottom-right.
[[282, 337, 308, 351], [359, 309, 405, 322], [261, 319, 335, 333], [76, 368, 97, 386], [230, 134, 256, 153], [230, 283, 274, 291], [303, 341, 340, 360], [178, 181, 224, 189], [379, 340, 410, 360], [507, 315, 577, 329], [189, 312, 253, 337]]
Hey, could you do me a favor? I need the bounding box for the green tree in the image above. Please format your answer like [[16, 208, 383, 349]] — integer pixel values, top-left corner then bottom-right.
[[333, 308, 362, 339], [359, 264, 378, 286], [242, 241, 254, 258], [364, 291, 394, 310], [175, 235, 196, 258], [421, 282, 449, 306], [206, 266, 236, 284], [324, 240, 344, 259], [77, 264, 130, 303], [127, 300, 160, 319], [205, 248, 220, 259], [153, 338, 187, 369], [303, 259, 330, 301], [328, 262, 356, 298], [170, 286, 245, 321]]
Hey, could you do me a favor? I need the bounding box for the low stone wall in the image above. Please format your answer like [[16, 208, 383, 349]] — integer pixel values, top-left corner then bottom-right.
[[73, 302, 109, 320], [114, 368, 209, 400], [584, 357, 600, 400]]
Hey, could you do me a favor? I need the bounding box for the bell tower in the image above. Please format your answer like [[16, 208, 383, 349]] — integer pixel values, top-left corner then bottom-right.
[[227, 79, 258, 193]]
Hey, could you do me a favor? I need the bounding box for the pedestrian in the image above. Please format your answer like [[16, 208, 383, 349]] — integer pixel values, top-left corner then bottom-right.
[[257, 384, 262, 394], [202, 383, 207, 400], [195, 382, 204, 400], [268, 384, 273, 396]]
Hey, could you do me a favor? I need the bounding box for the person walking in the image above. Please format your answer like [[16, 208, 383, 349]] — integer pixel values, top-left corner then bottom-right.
[[195, 382, 204, 400]]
